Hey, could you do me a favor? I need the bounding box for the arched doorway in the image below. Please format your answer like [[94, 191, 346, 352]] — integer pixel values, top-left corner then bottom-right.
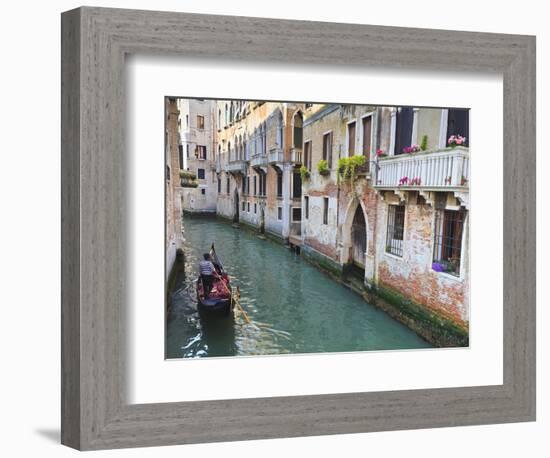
[[351, 205, 366, 269], [233, 189, 239, 223]]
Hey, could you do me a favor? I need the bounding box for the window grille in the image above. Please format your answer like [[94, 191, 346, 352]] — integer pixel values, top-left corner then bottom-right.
[[433, 209, 465, 276], [386, 204, 405, 256]]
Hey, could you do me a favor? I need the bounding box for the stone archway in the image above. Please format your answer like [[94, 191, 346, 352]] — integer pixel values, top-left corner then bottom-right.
[[340, 197, 375, 285], [340, 198, 368, 266], [351, 206, 366, 268]]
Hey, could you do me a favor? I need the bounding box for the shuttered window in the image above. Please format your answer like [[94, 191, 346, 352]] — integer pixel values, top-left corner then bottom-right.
[[446, 109, 469, 146], [322, 132, 332, 168], [348, 121, 356, 155], [394, 107, 414, 155]]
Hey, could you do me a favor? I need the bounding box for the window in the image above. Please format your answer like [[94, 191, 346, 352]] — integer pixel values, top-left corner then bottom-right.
[[197, 115, 205, 129], [217, 177, 221, 193], [304, 140, 312, 170], [362, 115, 372, 170], [292, 207, 302, 221], [394, 107, 414, 155], [261, 173, 267, 196], [201, 188, 206, 195], [446, 109, 469, 147], [197, 168, 205, 180], [247, 202, 250, 212], [186, 144, 189, 158], [386, 205, 405, 257], [293, 112, 303, 148], [242, 175, 246, 194], [185, 114, 189, 128], [242, 201, 246, 211], [322, 132, 332, 168], [348, 121, 356, 156], [433, 209, 465, 276], [196, 145, 207, 160], [292, 172, 301, 198], [247, 176, 250, 195], [277, 207, 282, 220], [276, 172, 283, 197], [253, 176, 257, 195], [178, 145, 184, 169], [304, 196, 309, 219], [305, 103, 313, 109], [254, 203, 257, 214], [226, 177, 230, 194], [323, 197, 329, 225]]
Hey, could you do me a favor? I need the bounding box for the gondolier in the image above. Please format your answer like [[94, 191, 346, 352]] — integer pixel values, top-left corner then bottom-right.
[[199, 253, 218, 298]]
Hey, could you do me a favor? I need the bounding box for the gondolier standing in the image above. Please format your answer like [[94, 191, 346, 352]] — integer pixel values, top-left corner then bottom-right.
[[199, 253, 217, 298]]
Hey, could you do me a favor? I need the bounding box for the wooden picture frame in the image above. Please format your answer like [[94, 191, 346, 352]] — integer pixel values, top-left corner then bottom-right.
[[61, 6, 536, 450]]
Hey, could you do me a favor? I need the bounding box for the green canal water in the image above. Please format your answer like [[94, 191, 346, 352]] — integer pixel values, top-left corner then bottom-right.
[[166, 216, 432, 358]]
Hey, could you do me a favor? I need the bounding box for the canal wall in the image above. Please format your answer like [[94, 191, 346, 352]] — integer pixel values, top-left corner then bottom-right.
[[365, 285, 469, 347]]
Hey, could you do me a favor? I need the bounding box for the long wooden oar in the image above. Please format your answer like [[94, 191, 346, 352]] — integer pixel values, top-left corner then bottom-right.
[[233, 286, 251, 324]]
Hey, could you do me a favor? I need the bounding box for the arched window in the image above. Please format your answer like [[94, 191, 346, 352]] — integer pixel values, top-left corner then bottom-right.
[[262, 122, 267, 155], [225, 104, 228, 126], [218, 109, 221, 128], [277, 110, 284, 147], [230, 101, 234, 123], [227, 141, 231, 161], [293, 111, 303, 148]]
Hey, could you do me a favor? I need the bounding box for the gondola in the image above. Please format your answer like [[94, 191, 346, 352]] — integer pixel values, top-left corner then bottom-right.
[[196, 243, 233, 317]]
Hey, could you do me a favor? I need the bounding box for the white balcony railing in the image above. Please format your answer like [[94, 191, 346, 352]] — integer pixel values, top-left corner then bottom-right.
[[268, 148, 284, 164], [291, 147, 302, 164], [374, 147, 469, 190]]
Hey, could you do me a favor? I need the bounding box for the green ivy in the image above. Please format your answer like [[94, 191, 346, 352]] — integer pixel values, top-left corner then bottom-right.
[[300, 165, 310, 181]]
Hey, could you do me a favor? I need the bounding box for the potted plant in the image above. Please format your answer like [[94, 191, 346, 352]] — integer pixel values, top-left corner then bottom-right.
[[402, 144, 420, 154], [317, 159, 330, 176], [448, 134, 466, 148], [376, 149, 387, 158], [300, 165, 310, 181]]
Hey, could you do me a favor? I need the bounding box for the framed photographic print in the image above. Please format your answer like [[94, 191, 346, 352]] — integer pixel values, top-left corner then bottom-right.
[[61, 6, 536, 450]]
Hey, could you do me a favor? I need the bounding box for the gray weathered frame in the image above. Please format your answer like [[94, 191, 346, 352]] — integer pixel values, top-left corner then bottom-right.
[[61, 6, 536, 451]]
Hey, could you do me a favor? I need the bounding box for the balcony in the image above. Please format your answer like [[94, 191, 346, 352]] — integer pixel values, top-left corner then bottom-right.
[[250, 153, 268, 169], [291, 147, 302, 165], [225, 160, 247, 175], [374, 147, 469, 191], [268, 147, 284, 170]]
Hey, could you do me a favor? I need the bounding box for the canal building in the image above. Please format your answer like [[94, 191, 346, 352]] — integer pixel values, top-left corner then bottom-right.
[[215, 101, 313, 243], [178, 98, 218, 214], [165, 97, 184, 281], [301, 104, 470, 346]]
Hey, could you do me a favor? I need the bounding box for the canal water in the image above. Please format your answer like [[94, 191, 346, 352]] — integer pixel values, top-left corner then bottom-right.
[[166, 216, 432, 358]]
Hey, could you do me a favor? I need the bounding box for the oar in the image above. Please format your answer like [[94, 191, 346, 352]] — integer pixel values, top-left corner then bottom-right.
[[233, 286, 251, 324]]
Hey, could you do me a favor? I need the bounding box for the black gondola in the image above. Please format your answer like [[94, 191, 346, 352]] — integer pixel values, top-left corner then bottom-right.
[[196, 244, 233, 317]]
